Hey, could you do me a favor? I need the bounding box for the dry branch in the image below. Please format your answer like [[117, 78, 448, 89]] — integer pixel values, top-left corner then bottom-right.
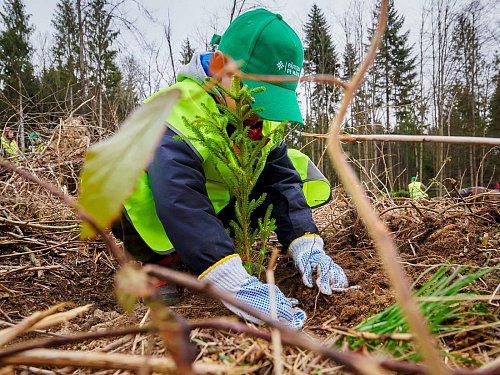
[[0, 326, 151, 359], [0, 349, 243, 374], [30, 304, 93, 331], [0, 158, 132, 267], [145, 264, 409, 374], [325, 0, 449, 374], [0, 303, 69, 347], [301, 133, 500, 146], [0, 217, 78, 231], [145, 266, 500, 375], [1, 308, 498, 375]]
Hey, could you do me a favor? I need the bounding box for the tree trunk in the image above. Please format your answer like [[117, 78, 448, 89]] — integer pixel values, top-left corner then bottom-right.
[[18, 75, 25, 151], [76, 0, 86, 97], [384, 62, 393, 191]]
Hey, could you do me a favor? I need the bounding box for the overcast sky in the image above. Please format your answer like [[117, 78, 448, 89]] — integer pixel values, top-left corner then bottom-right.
[[19, 0, 499, 94], [24, 0, 423, 58]]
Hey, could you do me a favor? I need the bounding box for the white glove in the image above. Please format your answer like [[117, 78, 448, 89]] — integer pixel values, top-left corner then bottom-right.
[[200, 254, 307, 329], [288, 234, 348, 294]]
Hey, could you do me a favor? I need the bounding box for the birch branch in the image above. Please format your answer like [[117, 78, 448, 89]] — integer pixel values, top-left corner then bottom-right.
[[0, 349, 239, 374], [301, 133, 500, 146]]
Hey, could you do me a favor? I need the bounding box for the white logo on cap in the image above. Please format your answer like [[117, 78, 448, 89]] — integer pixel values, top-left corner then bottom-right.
[[276, 60, 300, 77]]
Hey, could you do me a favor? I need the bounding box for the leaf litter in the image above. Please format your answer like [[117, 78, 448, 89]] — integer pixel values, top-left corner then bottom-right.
[[0, 130, 498, 373]]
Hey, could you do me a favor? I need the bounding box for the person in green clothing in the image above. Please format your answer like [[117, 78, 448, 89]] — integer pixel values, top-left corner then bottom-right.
[[408, 176, 428, 200], [1, 127, 21, 158], [28, 132, 46, 153], [112, 8, 348, 329]]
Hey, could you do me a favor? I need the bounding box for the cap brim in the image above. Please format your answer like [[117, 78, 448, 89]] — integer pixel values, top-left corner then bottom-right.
[[243, 79, 303, 124]]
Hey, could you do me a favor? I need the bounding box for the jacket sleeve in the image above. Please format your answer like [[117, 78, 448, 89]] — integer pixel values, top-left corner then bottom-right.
[[252, 142, 319, 249], [147, 129, 235, 276]]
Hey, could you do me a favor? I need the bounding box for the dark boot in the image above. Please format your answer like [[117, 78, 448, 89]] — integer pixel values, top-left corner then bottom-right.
[[111, 215, 185, 305], [155, 252, 185, 306], [156, 281, 183, 305]]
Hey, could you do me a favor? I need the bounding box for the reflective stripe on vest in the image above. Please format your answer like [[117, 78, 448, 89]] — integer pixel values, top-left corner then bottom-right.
[[287, 148, 331, 208]]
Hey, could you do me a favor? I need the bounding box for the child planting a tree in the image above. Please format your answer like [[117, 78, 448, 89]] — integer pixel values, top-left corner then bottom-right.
[[112, 8, 347, 329]]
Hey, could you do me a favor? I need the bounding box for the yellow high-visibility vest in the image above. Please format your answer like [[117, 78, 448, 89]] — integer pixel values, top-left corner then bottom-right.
[[124, 80, 331, 252], [408, 181, 427, 199]]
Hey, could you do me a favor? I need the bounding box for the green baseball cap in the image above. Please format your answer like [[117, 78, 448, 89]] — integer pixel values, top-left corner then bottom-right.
[[212, 8, 304, 124]]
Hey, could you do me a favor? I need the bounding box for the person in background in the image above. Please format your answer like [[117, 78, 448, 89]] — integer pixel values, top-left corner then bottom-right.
[[112, 8, 348, 329], [1, 126, 21, 158], [28, 132, 46, 153], [408, 176, 428, 200]]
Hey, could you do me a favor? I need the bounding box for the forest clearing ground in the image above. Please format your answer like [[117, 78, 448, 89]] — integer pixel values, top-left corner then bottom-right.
[[0, 139, 498, 373]]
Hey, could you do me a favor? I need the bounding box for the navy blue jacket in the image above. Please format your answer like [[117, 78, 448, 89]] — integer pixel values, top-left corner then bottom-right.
[[147, 128, 318, 275]]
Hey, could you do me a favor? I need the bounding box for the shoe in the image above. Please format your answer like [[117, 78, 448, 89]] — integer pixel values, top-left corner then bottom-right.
[[155, 252, 185, 306], [156, 281, 183, 306]]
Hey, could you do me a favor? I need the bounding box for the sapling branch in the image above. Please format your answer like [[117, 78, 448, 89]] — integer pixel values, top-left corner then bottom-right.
[[179, 77, 280, 276]]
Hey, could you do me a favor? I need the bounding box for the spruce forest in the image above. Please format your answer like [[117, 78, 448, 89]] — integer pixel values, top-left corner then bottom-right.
[[0, 0, 499, 374]]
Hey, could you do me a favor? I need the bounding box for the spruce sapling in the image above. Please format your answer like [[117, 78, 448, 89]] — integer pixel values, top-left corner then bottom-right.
[[178, 76, 286, 276]]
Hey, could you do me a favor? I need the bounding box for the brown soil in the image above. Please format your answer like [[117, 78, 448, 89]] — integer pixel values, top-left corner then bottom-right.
[[1, 144, 499, 373]]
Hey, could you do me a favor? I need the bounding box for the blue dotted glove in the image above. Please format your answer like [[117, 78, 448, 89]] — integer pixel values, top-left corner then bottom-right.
[[288, 235, 348, 295], [200, 255, 306, 329]]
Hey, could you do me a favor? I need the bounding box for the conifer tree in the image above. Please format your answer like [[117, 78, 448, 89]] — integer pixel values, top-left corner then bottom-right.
[[35, 0, 80, 117], [342, 42, 357, 82], [368, 0, 417, 189], [488, 58, 500, 138], [448, 2, 487, 186], [486, 57, 500, 183], [302, 4, 340, 177], [0, 0, 37, 133], [85, 0, 122, 131], [114, 55, 140, 121], [342, 42, 367, 132], [179, 37, 195, 65], [303, 4, 340, 117], [52, 0, 79, 87]]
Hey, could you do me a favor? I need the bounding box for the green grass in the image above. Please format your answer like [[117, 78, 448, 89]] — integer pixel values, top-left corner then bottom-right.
[[342, 264, 498, 361], [391, 189, 410, 198]]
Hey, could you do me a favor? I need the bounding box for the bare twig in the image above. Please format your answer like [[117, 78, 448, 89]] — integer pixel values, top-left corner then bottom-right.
[[30, 304, 93, 332], [0, 303, 69, 347], [0, 158, 132, 266], [0, 349, 237, 374], [144, 264, 396, 374], [0, 216, 78, 230], [320, 325, 413, 341], [145, 266, 500, 375], [325, 1, 449, 374], [266, 249, 283, 375], [0, 326, 151, 358]]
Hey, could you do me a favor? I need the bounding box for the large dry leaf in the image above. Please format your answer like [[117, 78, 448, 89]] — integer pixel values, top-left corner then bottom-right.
[[78, 89, 181, 238]]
